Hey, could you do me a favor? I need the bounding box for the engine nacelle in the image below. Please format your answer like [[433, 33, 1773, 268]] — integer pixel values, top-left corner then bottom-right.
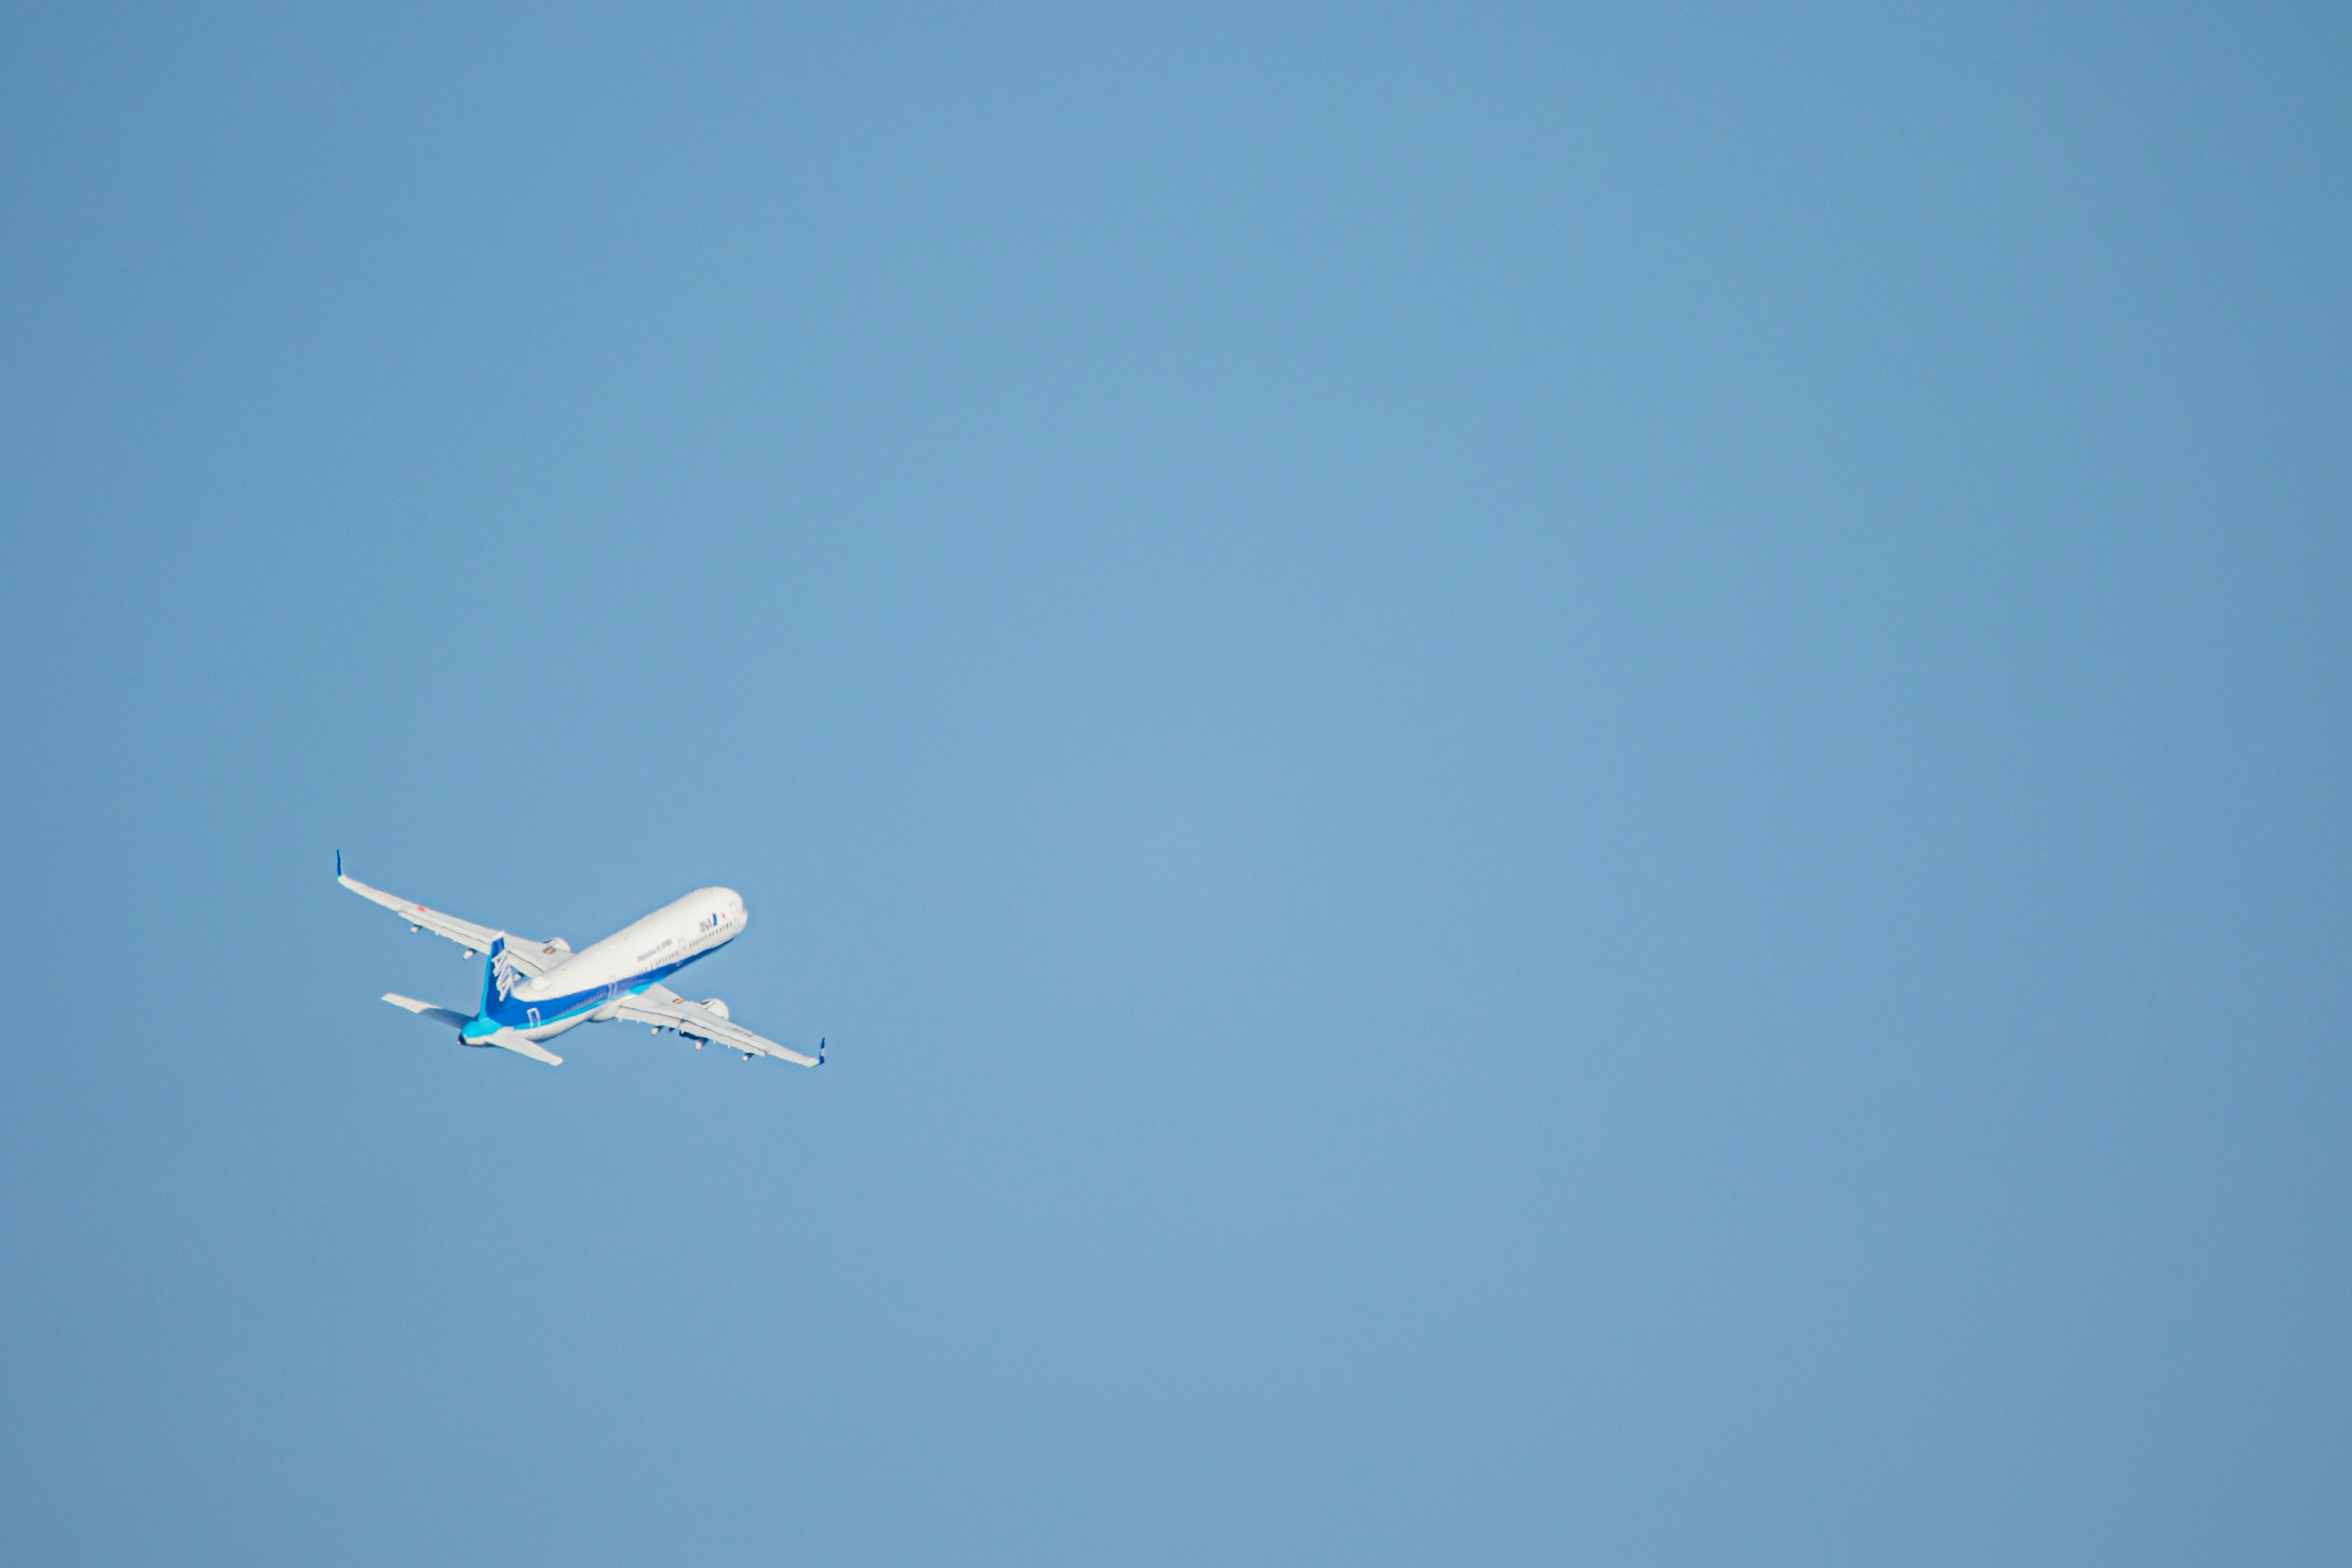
[[699, 998, 730, 1020]]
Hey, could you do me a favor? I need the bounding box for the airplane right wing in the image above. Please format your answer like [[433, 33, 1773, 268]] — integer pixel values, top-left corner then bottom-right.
[[337, 855, 571, 977], [612, 984, 820, 1066]]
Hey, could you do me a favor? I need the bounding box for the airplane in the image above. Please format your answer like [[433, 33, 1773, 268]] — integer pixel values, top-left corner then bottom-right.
[[336, 853, 822, 1069]]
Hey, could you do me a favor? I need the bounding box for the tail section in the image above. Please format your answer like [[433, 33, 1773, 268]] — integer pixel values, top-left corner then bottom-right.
[[480, 937, 518, 1019]]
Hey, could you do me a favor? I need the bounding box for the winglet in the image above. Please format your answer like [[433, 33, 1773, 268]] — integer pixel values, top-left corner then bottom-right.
[[818, 1037, 827, 1066], [336, 849, 342, 878]]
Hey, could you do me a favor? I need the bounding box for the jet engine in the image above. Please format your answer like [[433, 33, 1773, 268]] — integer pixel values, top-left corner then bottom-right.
[[699, 998, 731, 1020]]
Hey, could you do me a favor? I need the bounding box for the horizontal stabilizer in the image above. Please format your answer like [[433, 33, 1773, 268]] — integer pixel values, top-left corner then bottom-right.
[[477, 1027, 564, 1066], [383, 995, 559, 1064], [383, 993, 472, 1029]]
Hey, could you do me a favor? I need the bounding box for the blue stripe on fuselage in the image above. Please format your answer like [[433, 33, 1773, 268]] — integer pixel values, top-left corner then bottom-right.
[[468, 943, 724, 1035]]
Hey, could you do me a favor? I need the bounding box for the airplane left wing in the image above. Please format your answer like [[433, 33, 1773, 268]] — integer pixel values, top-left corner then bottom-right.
[[337, 855, 571, 977], [612, 984, 820, 1066]]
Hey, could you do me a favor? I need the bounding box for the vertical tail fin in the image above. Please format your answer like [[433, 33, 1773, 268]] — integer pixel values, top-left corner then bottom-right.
[[479, 937, 508, 1019]]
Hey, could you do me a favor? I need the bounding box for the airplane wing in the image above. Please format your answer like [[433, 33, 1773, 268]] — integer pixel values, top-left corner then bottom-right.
[[612, 984, 820, 1066], [337, 856, 571, 978]]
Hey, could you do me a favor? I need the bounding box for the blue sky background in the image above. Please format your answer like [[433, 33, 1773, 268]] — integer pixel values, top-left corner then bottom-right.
[[4, 4, 2350, 1562]]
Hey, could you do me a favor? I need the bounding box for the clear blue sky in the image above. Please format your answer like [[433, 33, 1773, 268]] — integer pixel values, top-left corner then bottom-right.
[[4, 4, 2348, 1562]]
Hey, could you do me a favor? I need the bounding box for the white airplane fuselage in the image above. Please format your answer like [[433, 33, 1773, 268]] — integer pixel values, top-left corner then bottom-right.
[[462, 886, 747, 1046]]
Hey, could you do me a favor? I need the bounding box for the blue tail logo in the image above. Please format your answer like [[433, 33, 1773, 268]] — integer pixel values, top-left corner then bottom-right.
[[481, 937, 523, 1016]]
